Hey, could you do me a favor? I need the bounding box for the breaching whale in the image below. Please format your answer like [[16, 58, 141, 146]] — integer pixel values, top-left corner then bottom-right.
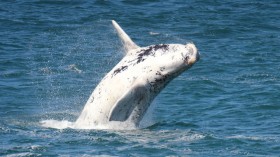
[[74, 20, 200, 128]]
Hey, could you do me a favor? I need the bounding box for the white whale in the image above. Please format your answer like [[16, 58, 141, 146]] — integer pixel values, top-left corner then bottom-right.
[[74, 20, 200, 128]]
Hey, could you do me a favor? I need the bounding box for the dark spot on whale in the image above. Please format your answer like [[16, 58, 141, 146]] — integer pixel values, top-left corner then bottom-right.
[[154, 75, 170, 84], [135, 44, 169, 64], [184, 55, 190, 62], [149, 73, 171, 93], [153, 44, 169, 51], [98, 87, 102, 95], [112, 65, 128, 76], [136, 46, 154, 64], [89, 96, 95, 103], [156, 71, 162, 75], [160, 67, 166, 71], [94, 121, 98, 125]]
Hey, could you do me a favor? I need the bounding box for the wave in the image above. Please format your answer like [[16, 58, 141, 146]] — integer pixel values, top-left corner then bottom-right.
[[226, 135, 279, 142]]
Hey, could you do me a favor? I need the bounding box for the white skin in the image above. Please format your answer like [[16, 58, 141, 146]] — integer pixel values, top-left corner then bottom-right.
[[74, 43, 199, 128]]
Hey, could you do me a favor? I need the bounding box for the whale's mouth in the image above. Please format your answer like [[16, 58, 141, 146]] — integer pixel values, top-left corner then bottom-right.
[[184, 43, 199, 65], [184, 51, 200, 65]]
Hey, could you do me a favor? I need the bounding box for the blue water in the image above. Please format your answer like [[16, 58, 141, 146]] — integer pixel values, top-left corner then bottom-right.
[[1, 0, 280, 156]]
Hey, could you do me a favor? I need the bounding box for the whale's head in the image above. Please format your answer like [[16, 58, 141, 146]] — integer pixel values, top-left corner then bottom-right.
[[169, 43, 199, 69], [132, 42, 199, 94], [182, 43, 200, 66], [111, 19, 199, 75], [143, 43, 199, 76]]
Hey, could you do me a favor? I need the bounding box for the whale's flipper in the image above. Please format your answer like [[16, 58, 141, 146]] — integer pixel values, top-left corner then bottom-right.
[[109, 84, 150, 123], [112, 20, 140, 53]]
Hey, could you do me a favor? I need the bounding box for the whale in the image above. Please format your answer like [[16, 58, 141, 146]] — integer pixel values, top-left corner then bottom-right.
[[74, 20, 200, 128]]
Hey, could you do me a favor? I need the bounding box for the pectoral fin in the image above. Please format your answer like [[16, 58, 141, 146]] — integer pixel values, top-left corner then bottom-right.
[[109, 85, 150, 122]]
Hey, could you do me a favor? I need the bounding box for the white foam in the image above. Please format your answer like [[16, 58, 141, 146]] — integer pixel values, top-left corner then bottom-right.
[[40, 119, 141, 130], [66, 64, 82, 73], [41, 103, 157, 130], [89, 121, 138, 130], [40, 119, 74, 129], [41, 102, 156, 130], [226, 135, 278, 141], [6, 153, 38, 157], [149, 31, 160, 35]]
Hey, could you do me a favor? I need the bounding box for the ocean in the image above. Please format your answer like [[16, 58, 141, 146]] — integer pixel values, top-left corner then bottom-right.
[[1, 0, 280, 156]]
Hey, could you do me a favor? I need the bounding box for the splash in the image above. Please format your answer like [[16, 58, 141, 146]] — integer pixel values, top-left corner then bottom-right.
[[40, 102, 157, 130], [40, 98, 158, 130], [40, 119, 74, 129], [40, 119, 142, 130]]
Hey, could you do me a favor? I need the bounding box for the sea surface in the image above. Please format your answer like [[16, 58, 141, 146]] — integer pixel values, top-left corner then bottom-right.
[[1, 0, 280, 156]]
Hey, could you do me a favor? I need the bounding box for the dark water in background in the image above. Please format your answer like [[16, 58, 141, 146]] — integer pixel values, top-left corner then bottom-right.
[[1, 0, 280, 156]]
